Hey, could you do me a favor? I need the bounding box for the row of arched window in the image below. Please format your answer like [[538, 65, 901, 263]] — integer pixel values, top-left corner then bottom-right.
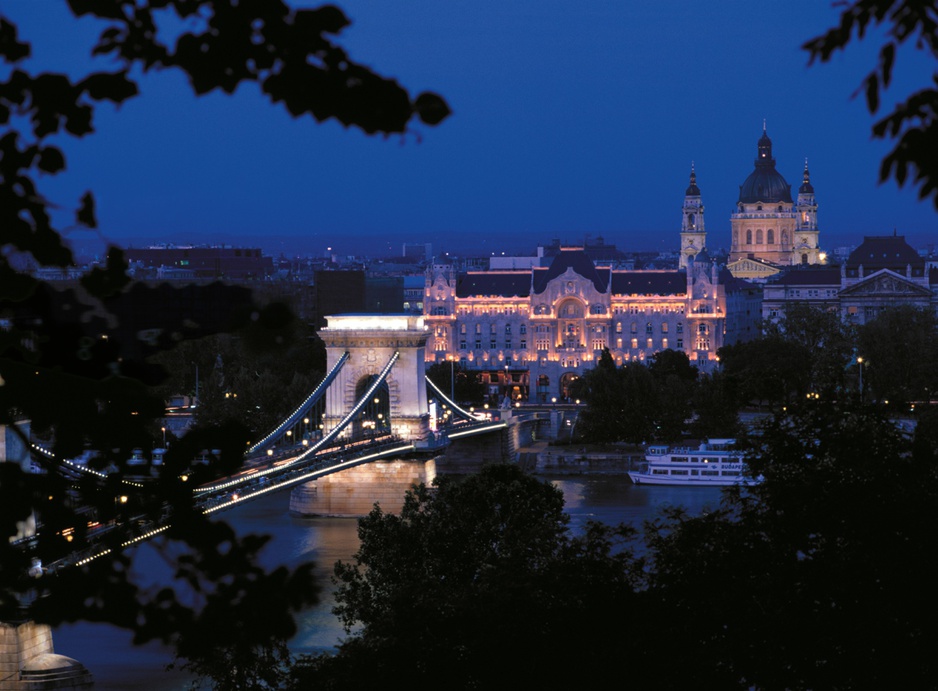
[[734, 229, 790, 246]]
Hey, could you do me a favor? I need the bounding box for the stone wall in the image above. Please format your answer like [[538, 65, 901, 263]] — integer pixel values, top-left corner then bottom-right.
[[533, 450, 641, 475], [0, 621, 92, 690], [289, 458, 437, 517]]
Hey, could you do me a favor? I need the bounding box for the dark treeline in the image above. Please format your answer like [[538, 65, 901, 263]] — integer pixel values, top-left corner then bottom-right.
[[285, 399, 938, 690], [569, 303, 938, 445]]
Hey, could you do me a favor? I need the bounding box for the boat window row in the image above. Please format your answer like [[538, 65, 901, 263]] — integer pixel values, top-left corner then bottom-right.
[[651, 469, 740, 477], [669, 456, 717, 463]]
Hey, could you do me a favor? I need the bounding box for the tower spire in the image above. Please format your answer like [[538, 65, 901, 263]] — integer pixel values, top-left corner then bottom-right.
[[680, 163, 706, 270]]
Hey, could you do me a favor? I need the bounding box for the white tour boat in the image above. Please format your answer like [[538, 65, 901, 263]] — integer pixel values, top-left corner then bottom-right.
[[627, 438, 759, 486]]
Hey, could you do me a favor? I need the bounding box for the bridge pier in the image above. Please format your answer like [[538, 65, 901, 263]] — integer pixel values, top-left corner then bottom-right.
[[2, 424, 93, 690], [289, 458, 437, 517], [319, 314, 430, 442], [289, 413, 552, 517], [0, 621, 92, 690]]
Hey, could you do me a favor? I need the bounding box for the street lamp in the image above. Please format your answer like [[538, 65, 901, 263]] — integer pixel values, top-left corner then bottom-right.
[[857, 356, 864, 402]]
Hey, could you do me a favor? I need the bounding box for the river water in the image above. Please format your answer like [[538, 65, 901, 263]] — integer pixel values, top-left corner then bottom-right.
[[54, 475, 724, 690]]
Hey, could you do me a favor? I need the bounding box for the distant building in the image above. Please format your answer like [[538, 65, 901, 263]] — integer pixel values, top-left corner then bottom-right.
[[762, 235, 938, 325], [726, 127, 823, 279], [541, 236, 629, 265], [314, 270, 366, 328], [125, 246, 273, 280], [840, 235, 938, 323], [314, 270, 405, 327], [402, 275, 425, 314], [402, 243, 432, 262], [365, 277, 404, 313]]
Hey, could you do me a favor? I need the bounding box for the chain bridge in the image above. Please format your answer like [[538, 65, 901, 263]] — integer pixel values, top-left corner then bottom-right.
[[23, 314, 553, 572]]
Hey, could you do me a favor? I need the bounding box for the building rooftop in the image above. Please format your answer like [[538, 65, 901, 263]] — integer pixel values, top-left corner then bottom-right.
[[456, 272, 531, 298], [768, 266, 842, 286], [610, 271, 685, 296]]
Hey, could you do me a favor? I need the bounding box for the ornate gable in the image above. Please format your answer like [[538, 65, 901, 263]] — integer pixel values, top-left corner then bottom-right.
[[726, 258, 782, 280], [838, 269, 933, 299]]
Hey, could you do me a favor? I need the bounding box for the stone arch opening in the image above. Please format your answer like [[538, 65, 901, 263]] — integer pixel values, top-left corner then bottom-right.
[[353, 374, 391, 438], [559, 371, 580, 402]]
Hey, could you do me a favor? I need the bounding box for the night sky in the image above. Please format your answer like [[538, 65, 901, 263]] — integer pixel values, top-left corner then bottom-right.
[[6, 1, 937, 258]]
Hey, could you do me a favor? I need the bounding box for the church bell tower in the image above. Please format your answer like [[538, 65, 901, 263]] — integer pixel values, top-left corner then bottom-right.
[[679, 165, 707, 270], [794, 159, 822, 265]]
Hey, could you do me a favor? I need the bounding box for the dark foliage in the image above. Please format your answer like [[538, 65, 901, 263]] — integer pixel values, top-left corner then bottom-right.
[[288, 464, 641, 690], [425, 360, 485, 405], [0, 0, 447, 682], [644, 401, 938, 689], [856, 304, 938, 406], [763, 302, 856, 397], [719, 337, 812, 409]]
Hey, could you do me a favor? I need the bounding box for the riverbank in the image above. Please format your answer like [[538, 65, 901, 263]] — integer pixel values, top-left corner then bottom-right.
[[519, 440, 644, 476]]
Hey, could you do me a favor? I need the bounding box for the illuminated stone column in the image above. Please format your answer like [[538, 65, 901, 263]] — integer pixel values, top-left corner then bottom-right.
[[319, 314, 430, 441]]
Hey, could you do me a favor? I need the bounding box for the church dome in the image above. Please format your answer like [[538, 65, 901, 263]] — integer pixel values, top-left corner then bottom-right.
[[738, 127, 792, 204]]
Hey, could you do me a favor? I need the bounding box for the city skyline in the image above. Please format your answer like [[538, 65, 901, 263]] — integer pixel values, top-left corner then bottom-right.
[[6, 1, 937, 259]]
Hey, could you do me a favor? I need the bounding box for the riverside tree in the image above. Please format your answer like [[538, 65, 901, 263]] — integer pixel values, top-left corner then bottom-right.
[[644, 400, 938, 689], [0, 0, 448, 681], [288, 464, 641, 691], [856, 304, 938, 406]]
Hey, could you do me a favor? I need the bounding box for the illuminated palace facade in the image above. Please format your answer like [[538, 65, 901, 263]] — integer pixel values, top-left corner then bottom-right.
[[423, 198, 761, 402]]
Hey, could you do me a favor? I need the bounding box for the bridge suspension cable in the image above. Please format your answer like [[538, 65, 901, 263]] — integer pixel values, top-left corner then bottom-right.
[[194, 350, 401, 495], [426, 375, 477, 421], [246, 351, 350, 455]]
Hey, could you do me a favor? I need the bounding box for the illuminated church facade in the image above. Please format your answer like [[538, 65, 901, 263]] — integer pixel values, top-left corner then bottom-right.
[[725, 126, 823, 280]]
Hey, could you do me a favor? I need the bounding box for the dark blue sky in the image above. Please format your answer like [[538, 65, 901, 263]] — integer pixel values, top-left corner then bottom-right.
[[7, 1, 937, 257]]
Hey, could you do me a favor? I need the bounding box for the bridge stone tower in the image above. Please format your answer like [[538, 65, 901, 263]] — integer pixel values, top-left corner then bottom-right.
[[319, 314, 430, 441]]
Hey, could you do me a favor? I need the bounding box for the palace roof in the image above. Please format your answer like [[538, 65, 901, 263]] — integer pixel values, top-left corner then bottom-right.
[[532, 248, 609, 294], [768, 266, 841, 286], [610, 271, 685, 296], [455, 272, 531, 298]]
